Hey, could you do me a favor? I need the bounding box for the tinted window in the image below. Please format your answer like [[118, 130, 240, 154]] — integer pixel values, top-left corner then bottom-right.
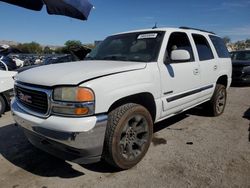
[[166, 32, 194, 62], [231, 51, 250, 61], [192, 34, 214, 61], [209, 35, 230, 58], [230, 52, 235, 59]]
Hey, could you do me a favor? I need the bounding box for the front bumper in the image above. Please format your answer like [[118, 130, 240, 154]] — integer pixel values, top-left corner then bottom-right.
[[232, 74, 250, 84], [232, 68, 250, 84], [11, 100, 108, 164]]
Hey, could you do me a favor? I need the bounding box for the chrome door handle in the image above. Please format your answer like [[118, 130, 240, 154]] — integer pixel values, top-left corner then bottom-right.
[[214, 65, 218, 70]]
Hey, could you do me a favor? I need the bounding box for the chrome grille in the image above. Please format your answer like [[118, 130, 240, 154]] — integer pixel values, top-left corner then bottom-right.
[[15, 83, 50, 116]]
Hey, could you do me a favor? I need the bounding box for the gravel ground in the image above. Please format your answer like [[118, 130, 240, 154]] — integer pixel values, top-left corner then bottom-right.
[[0, 86, 249, 188]]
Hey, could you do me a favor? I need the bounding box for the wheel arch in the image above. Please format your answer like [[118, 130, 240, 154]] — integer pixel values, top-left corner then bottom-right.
[[108, 92, 157, 122], [216, 75, 228, 88]]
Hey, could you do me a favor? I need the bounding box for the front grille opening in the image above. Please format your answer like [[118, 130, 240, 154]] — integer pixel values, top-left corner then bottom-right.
[[15, 85, 49, 115]]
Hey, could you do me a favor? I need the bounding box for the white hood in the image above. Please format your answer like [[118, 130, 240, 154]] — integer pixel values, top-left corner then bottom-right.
[[16, 60, 146, 86]]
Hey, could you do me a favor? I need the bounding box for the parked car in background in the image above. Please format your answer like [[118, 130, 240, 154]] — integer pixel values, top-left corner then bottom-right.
[[230, 50, 250, 84], [43, 54, 79, 65], [0, 59, 16, 116], [0, 45, 24, 70], [17, 54, 79, 72], [17, 46, 91, 72], [0, 55, 18, 71], [0, 45, 20, 115]]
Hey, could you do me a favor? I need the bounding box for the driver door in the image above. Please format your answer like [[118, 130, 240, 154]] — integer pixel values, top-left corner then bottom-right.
[[159, 32, 201, 117]]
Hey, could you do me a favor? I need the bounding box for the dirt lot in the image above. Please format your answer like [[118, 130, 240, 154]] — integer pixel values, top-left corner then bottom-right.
[[0, 86, 250, 188]]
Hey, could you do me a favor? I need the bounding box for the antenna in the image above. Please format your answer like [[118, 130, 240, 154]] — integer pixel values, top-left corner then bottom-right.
[[152, 22, 157, 29]]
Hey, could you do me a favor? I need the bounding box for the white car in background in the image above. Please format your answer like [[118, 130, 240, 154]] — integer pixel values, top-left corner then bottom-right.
[[0, 57, 16, 115]]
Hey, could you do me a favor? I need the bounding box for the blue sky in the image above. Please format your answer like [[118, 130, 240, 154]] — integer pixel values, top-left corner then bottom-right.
[[0, 0, 250, 45]]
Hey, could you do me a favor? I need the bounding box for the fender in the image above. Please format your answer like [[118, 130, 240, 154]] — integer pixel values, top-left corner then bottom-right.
[[80, 63, 161, 114]]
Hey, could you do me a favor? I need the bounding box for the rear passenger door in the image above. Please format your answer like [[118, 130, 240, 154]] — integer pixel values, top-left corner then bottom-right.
[[159, 32, 201, 117], [191, 34, 218, 99]]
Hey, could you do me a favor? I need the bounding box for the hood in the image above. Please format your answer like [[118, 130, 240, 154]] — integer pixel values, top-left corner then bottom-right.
[[232, 60, 250, 67], [15, 60, 146, 86]]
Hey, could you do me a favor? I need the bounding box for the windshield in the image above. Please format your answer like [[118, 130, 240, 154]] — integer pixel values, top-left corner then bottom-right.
[[230, 51, 250, 61], [85, 31, 165, 62]]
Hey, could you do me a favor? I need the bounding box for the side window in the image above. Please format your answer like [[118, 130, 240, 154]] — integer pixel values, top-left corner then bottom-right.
[[166, 32, 194, 62], [192, 34, 214, 61], [209, 35, 230, 58]]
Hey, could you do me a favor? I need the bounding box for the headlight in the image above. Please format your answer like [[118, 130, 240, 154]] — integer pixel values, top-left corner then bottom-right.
[[53, 87, 94, 102], [52, 87, 95, 116]]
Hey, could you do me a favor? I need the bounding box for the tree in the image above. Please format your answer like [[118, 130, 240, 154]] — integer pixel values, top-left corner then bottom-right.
[[84, 43, 95, 49], [222, 36, 231, 44], [16, 42, 42, 54], [43, 46, 53, 54], [234, 41, 245, 50], [245, 39, 250, 48], [54, 47, 64, 54], [64, 40, 82, 49]]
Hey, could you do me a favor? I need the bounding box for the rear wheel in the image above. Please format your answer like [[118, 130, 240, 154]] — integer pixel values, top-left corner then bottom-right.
[[208, 84, 227, 116], [0, 95, 6, 116], [103, 103, 153, 170]]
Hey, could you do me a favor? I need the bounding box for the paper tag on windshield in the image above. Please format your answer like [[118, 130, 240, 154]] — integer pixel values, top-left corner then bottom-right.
[[137, 33, 158, 39]]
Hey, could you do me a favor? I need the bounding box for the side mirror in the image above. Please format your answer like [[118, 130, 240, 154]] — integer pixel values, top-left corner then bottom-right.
[[170, 49, 190, 62]]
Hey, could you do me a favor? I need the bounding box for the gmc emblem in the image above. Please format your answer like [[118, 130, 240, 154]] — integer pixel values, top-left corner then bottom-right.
[[18, 91, 32, 104]]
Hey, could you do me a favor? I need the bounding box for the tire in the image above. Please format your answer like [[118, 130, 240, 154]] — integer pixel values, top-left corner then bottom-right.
[[103, 103, 153, 170], [0, 95, 6, 116], [208, 84, 227, 116]]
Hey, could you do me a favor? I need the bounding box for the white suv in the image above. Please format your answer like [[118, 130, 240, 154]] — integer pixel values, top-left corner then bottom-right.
[[11, 27, 232, 169]]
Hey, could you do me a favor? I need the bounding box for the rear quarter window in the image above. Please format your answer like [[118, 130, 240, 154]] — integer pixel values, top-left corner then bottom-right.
[[209, 35, 230, 58]]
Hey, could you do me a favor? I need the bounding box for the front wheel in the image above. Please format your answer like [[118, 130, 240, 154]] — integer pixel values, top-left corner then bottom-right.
[[208, 84, 227, 116], [103, 103, 153, 170]]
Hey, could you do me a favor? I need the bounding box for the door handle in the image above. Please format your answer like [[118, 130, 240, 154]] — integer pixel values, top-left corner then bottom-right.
[[213, 65, 218, 70], [193, 68, 199, 75]]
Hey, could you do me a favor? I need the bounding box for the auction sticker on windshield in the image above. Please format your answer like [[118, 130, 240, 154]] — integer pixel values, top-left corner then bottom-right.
[[137, 33, 158, 39]]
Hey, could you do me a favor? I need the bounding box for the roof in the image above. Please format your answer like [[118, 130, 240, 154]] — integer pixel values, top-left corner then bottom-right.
[[113, 27, 217, 37]]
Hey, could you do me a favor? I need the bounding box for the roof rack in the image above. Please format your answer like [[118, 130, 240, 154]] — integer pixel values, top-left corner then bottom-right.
[[179, 26, 216, 35]]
